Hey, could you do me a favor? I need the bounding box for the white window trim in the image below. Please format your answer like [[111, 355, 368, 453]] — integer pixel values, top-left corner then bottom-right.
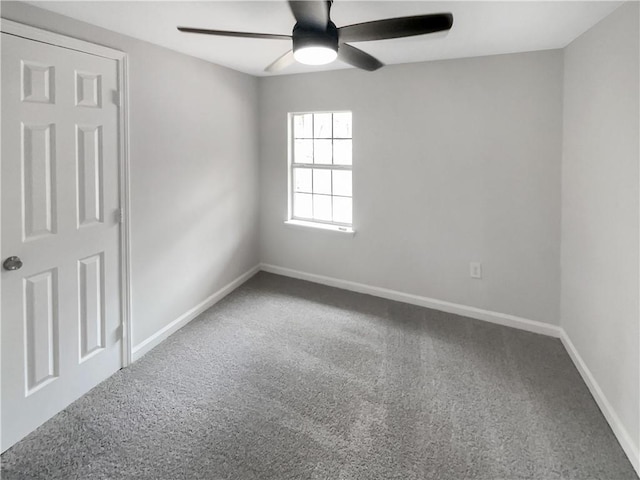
[[284, 219, 355, 235], [287, 111, 354, 232]]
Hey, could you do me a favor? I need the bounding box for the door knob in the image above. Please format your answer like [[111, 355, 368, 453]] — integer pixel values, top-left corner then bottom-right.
[[3, 256, 23, 271]]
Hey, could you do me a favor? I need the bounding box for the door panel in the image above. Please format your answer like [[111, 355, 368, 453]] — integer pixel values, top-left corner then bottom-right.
[[22, 123, 57, 240], [78, 252, 105, 361], [22, 61, 55, 104], [1, 33, 122, 451], [24, 268, 59, 394], [76, 124, 104, 227]]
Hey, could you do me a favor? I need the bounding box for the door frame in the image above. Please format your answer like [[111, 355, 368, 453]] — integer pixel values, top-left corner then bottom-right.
[[0, 19, 133, 367]]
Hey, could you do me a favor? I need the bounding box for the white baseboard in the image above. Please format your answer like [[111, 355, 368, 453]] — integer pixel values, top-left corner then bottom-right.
[[131, 265, 261, 362], [260, 264, 562, 338], [560, 330, 640, 475]]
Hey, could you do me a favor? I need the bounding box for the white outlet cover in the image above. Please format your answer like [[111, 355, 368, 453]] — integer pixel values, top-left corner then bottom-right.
[[470, 262, 482, 279]]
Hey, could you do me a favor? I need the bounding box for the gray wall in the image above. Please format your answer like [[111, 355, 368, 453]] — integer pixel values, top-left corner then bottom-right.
[[561, 1, 640, 459], [259, 51, 563, 325], [1, 2, 261, 347]]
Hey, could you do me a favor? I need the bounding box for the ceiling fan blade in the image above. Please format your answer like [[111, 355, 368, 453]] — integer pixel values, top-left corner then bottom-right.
[[338, 43, 383, 71], [177, 27, 291, 41], [288, 0, 330, 29], [265, 50, 295, 72], [338, 13, 453, 43]]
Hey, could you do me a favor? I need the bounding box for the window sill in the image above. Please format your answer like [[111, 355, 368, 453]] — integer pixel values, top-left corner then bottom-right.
[[284, 220, 355, 236]]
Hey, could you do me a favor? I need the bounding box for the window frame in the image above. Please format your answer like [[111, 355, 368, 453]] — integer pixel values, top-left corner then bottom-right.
[[287, 110, 354, 233]]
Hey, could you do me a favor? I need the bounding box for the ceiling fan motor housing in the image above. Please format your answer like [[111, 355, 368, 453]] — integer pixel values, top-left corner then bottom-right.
[[293, 21, 339, 54]]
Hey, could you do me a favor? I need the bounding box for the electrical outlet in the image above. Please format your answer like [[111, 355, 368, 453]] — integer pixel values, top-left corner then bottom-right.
[[470, 262, 482, 279]]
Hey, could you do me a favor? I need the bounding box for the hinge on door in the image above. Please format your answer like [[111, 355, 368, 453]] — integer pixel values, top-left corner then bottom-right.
[[112, 89, 120, 107], [115, 208, 124, 224]]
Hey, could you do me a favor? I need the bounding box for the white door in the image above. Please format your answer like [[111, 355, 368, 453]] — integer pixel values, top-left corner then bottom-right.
[[1, 32, 122, 451]]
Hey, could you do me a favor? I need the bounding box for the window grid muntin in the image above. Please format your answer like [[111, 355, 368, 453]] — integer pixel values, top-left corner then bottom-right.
[[290, 111, 352, 226]]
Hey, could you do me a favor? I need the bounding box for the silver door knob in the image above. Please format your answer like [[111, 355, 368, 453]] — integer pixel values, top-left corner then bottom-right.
[[3, 256, 23, 271]]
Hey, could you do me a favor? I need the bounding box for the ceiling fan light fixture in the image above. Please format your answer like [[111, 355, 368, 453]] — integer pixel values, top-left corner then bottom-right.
[[293, 45, 338, 65], [291, 20, 339, 66]]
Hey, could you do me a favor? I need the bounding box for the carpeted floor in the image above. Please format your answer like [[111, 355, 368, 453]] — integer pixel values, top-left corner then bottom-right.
[[1, 272, 637, 480]]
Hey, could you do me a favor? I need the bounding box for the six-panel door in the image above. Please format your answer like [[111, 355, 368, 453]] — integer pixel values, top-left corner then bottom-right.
[[1, 33, 122, 451]]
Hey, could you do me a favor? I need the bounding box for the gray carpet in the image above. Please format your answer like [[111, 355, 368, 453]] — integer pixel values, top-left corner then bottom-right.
[[1, 272, 637, 480]]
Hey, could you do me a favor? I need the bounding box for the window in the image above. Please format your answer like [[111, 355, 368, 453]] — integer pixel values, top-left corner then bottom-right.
[[288, 111, 352, 231]]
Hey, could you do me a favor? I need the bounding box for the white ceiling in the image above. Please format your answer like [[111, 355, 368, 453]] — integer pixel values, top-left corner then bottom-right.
[[27, 1, 623, 76]]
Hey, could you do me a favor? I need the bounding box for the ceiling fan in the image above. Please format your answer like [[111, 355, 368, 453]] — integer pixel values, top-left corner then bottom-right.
[[177, 1, 453, 72]]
